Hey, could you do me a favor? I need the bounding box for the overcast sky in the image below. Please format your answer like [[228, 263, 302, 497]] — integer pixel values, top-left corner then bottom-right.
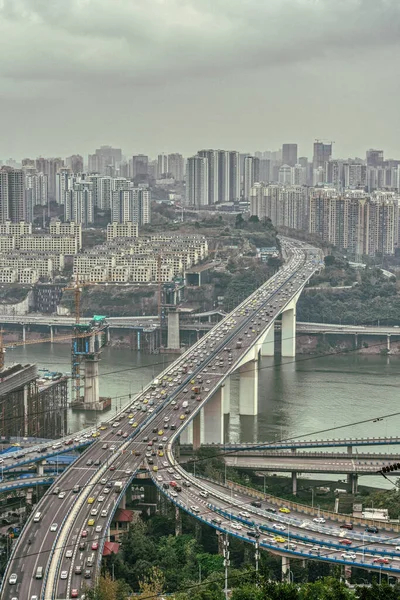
[[0, 0, 399, 161]]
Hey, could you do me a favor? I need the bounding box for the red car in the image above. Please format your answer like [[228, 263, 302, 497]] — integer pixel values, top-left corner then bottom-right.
[[340, 539, 352, 546], [170, 481, 177, 487], [109, 465, 116, 471], [373, 557, 390, 564], [92, 541, 99, 551], [71, 590, 79, 598], [81, 530, 88, 538]]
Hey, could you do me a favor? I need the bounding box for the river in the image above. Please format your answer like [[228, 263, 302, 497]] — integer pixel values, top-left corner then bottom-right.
[[6, 345, 400, 488]]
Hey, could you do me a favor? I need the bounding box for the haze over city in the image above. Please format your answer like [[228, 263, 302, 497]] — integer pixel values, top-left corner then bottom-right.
[[1, 0, 400, 158]]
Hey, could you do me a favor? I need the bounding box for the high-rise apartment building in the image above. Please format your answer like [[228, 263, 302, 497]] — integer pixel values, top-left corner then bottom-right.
[[66, 154, 84, 173], [158, 154, 169, 177], [282, 144, 298, 167], [186, 156, 209, 206], [88, 146, 122, 175], [0, 167, 25, 223], [313, 142, 332, 170], [111, 188, 151, 225], [278, 165, 292, 185], [35, 157, 64, 201], [243, 156, 260, 201], [64, 181, 94, 226], [130, 155, 149, 179], [168, 154, 185, 181], [366, 149, 384, 167], [198, 150, 219, 205]]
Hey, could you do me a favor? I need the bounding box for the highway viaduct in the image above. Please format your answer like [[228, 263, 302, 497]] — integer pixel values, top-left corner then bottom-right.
[[4, 239, 400, 599]]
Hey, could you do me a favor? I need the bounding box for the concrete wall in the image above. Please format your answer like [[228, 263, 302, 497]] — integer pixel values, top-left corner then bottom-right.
[[0, 291, 34, 316]]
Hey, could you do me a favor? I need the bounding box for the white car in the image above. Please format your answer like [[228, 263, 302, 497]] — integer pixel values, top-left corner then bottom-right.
[[272, 524, 286, 531], [98, 496, 105, 502], [313, 517, 326, 524], [9, 573, 17, 584], [190, 505, 200, 513], [58, 492, 66, 499], [100, 478, 107, 485], [65, 549, 73, 558], [50, 523, 58, 532], [60, 570, 68, 579], [231, 523, 242, 530], [341, 552, 356, 560], [239, 511, 250, 518], [95, 525, 102, 533], [157, 475, 162, 481]]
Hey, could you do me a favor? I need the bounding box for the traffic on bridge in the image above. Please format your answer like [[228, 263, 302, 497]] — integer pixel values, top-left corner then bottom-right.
[[3, 239, 399, 600]]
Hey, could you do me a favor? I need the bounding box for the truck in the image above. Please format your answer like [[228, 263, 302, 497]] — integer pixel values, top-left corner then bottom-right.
[[114, 481, 123, 493]]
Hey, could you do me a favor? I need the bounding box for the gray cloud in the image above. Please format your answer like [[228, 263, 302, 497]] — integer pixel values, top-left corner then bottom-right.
[[0, 0, 399, 158], [1, 0, 400, 86]]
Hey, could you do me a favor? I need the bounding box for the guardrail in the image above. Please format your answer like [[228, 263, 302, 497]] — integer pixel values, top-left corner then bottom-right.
[[223, 480, 400, 533]]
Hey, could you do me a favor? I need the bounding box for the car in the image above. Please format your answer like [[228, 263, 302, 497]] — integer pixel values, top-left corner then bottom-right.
[[239, 511, 250, 518], [87, 518, 95, 526], [313, 517, 326, 524], [231, 523, 242, 530], [66, 549, 73, 558], [180, 414, 186, 420], [109, 465, 116, 471], [342, 552, 357, 560], [158, 430, 164, 436], [340, 539, 352, 546], [285, 542, 297, 550], [71, 590, 79, 598], [81, 530, 88, 538], [309, 545, 321, 554], [86, 459, 93, 466], [190, 505, 200, 513], [60, 570, 68, 579], [9, 573, 17, 584], [153, 465, 158, 472], [274, 536, 286, 543], [104, 487, 110, 494], [272, 524, 286, 531], [279, 507, 290, 514], [95, 525, 102, 533], [340, 523, 353, 530], [266, 507, 277, 513], [373, 557, 390, 564], [58, 491, 66, 499], [50, 523, 58, 531], [132, 422, 138, 428], [365, 525, 379, 533], [92, 541, 99, 550], [84, 569, 92, 579], [98, 495, 105, 502], [88, 497, 95, 504], [91, 508, 98, 516]]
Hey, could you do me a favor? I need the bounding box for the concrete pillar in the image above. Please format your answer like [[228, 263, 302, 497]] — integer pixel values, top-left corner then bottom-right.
[[347, 446, 352, 455], [22, 325, 26, 343], [107, 328, 111, 344], [282, 556, 290, 581], [83, 358, 99, 407], [180, 422, 193, 445], [106, 527, 110, 542], [119, 494, 126, 510], [23, 384, 29, 437], [347, 473, 358, 495], [175, 506, 182, 536], [387, 335, 391, 351], [49, 325, 54, 343], [239, 360, 258, 416], [260, 325, 274, 357], [193, 412, 201, 450], [223, 377, 230, 415], [292, 472, 297, 496], [281, 307, 296, 358], [202, 387, 224, 444], [167, 312, 180, 350], [37, 461, 44, 476]]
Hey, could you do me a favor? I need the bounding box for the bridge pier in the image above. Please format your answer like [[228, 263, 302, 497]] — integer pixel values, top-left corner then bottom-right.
[[180, 422, 193, 445], [260, 325, 274, 357], [22, 324, 26, 343], [202, 387, 224, 444], [175, 506, 182, 536], [387, 335, 391, 352], [347, 445, 352, 455], [192, 412, 201, 450], [238, 360, 258, 416], [49, 325, 54, 343], [281, 307, 296, 357], [119, 494, 126, 510], [37, 461, 45, 476], [291, 472, 297, 495], [223, 377, 231, 415], [282, 556, 290, 581], [347, 473, 358, 495], [167, 311, 180, 350]]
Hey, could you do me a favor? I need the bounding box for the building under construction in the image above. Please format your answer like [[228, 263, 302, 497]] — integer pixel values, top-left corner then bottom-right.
[[0, 363, 68, 440]]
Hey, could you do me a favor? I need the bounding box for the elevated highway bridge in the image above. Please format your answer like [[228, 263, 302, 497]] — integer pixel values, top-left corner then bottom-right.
[[3, 239, 400, 600]]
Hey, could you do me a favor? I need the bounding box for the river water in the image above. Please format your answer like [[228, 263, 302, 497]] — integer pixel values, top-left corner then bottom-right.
[[6, 345, 400, 488]]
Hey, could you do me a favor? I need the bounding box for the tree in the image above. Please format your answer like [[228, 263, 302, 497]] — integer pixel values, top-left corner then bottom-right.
[[138, 566, 165, 600]]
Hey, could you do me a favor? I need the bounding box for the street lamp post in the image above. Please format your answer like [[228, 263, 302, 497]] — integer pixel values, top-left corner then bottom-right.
[[255, 540, 260, 585], [311, 487, 314, 508], [223, 535, 230, 600]]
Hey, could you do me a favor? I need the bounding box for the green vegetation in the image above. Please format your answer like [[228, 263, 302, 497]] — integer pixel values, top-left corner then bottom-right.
[[297, 255, 399, 326]]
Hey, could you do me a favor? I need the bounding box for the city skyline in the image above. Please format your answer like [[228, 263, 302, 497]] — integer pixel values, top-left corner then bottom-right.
[[1, 1, 400, 158]]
